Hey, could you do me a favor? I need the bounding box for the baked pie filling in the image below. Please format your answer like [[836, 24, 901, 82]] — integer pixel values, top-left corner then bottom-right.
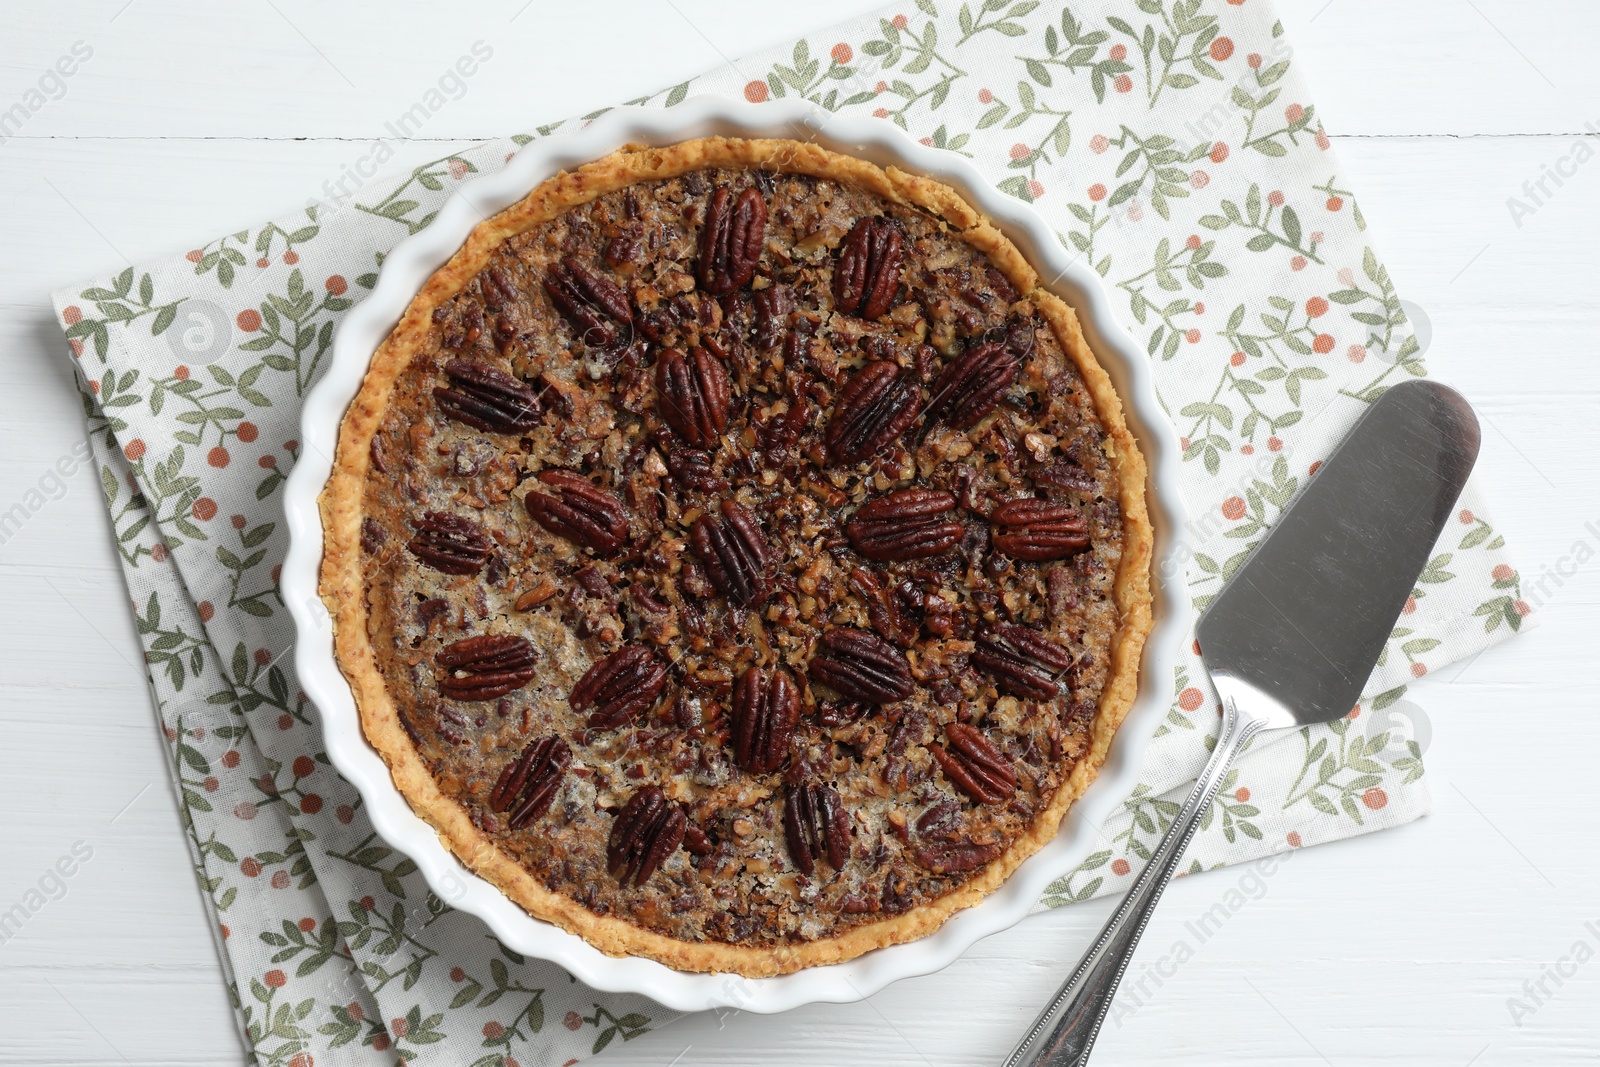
[[321, 137, 1152, 975]]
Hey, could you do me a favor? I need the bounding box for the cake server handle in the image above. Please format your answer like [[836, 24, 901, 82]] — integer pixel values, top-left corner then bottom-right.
[[1001, 695, 1264, 1067]]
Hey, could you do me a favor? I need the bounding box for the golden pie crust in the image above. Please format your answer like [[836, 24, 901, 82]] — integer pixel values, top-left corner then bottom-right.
[[319, 136, 1154, 976]]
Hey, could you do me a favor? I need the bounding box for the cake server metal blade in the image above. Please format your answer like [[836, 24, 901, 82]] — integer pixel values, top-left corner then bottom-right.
[[1196, 377, 1481, 728]]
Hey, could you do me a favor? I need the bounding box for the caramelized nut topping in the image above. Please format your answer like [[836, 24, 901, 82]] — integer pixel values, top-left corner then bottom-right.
[[784, 783, 850, 875], [845, 488, 962, 561], [825, 360, 922, 466], [990, 499, 1089, 561], [655, 346, 732, 449], [730, 665, 800, 774], [569, 645, 669, 729], [973, 623, 1075, 699], [834, 216, 904, 320], [927, 341, 1018, 431], [608, 785, 687, 886], [407, 511, 493, 575], [665, 447, 727, 493], [808, 628, 914, 704], [544, 255, 632, 348], [752, 284, 794, 349], [689, 499, 772, 608], [697, 186, 767, 296], [434, 358, 542, 435], [930, 722, 1017, 804], [524, 470, 631, 556], [490, 736, 572, 829], [913, 839, 1002, 874], [437, 635, 537, 701]]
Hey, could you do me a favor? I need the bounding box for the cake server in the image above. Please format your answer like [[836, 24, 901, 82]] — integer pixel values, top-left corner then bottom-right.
[[1003, 379, 1480, 1067]]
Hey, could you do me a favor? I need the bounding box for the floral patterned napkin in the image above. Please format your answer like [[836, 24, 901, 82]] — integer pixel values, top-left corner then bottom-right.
[[49, 1, 1528, 1063]]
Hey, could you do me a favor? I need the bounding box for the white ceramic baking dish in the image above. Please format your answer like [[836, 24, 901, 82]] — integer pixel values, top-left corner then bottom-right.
[[281, 95, 1189, 1014]]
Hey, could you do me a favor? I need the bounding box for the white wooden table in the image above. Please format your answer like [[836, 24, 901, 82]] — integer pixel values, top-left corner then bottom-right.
[[2, 1, 1596, 1062]]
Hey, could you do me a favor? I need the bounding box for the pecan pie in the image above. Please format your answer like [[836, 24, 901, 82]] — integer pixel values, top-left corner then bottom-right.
[[320, 136, 1153, 976]]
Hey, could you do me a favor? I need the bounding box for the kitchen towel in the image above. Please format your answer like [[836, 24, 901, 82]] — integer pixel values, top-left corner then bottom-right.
[[50, 1, 1530, 1063]]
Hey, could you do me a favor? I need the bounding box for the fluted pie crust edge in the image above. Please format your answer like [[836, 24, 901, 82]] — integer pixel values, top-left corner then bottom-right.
[[318, 136, 1154, 977]]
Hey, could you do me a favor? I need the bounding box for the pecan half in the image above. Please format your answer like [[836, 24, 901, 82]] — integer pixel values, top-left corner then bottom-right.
[[569, 645, 669, 729], [360, 517, 387, 554], [817, 700, 872, 728], [784, 783, 850, 876], [480, 267, 518, 310], [845, 488, 962, 561], [683, 823, 714, 856], [913, 839, 1002, 874], [930, 722, 1017, 804], [808, 628, 914, 704], [990, 499, 1089, 561], [833, 216, 904, 320], [765, 409, 808, 473], [926, 342, 1019, 431], [524, 470, 630, 556], [972, 622, 1075, 699], [407, 511, 492, 575], [665, 447, 727, 492], [697, 186, 767, 296], [607, 785, 687, 887], [437, 634, 537, 701], [603, 233, 642, 269], [543, 255, 632, 348], [915, 799, 961, 838], [730, 665, 800, 774], [825, 361, 922, 465], [689, 499, 771, 608], [1031, 460, 1099, 493], [1003, 314, 1036, 361], [752, 284, 793, 349], [847, 567, 918, 648], [655, 346, 731, 449], [490, 736, 572, 829], [434, 358, 542, 434]]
